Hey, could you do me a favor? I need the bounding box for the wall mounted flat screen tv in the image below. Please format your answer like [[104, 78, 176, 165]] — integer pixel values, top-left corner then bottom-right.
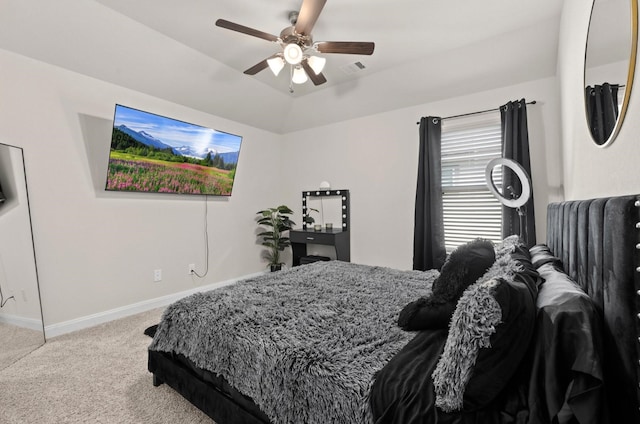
[[105, 104, 243, 196]]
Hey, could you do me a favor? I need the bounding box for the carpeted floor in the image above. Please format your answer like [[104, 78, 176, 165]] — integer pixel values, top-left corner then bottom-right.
[[0, 308, 214, 423], [0, 322, 45, 371]]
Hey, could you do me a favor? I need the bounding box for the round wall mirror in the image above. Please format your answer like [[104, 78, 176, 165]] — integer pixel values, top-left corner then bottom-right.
[[584, 0, 638, 147]]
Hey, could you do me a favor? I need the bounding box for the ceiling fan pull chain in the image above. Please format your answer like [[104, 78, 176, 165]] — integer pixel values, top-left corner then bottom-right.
[[289, 66, 295, 93]]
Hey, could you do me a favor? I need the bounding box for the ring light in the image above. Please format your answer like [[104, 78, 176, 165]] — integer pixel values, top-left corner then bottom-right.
[[485, 158, 531, 209]]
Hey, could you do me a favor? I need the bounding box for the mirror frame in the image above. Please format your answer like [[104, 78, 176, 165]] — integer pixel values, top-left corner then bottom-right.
[[584, 0, 638, 148], [0, 143, 45, 344]]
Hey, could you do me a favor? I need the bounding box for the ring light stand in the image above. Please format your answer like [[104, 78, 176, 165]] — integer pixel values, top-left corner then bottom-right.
[[485, 158, 532, 240]]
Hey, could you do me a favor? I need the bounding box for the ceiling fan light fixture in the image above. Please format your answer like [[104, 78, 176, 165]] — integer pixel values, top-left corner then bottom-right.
[[267, 56, 285, 76], [216, 3, 376, 90], [292, 66, 308, 84], [283, 43, 303, 65], [307, 55, 326, 75]]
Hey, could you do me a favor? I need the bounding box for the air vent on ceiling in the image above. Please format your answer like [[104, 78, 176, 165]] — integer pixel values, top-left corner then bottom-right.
[[340, 61, 366, 75]]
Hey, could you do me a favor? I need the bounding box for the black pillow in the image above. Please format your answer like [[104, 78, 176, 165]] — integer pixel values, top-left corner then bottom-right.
[[397, 298, 457, 330], [529, 243, 564, 270], [433, 237, 540, 412], [398, 238, 496, 330]]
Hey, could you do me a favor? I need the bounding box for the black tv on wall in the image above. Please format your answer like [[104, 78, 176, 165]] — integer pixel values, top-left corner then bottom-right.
[[105, 104, 243, 196]]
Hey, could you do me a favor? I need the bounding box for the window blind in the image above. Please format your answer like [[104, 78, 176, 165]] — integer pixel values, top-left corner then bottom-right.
[[441, 115, 503, 251]]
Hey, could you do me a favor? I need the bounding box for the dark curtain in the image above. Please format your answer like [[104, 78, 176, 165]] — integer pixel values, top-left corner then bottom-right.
[[413, 117, 446, 271], [501, 99, 536, 247], [585, 83, 619, 145]]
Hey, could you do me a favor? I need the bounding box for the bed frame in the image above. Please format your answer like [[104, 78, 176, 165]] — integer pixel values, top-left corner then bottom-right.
[[545, 195, 640, 422], [149, 350, 270, 424], [149, 194, 640, 423]]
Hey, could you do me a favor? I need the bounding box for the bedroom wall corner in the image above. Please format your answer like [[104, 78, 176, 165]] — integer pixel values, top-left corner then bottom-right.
[[280, 77, 563, 268]]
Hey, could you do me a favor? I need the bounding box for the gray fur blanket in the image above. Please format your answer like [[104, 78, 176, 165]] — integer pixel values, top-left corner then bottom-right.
[[149, 261, 438, 424]]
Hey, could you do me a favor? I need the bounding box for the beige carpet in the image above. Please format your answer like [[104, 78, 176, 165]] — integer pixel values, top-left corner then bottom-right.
[[0, 308, 214, 423], [0, 322, 45, 371]]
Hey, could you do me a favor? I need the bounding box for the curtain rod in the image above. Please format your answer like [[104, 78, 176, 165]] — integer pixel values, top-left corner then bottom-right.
[[416, 100, 537, 125]]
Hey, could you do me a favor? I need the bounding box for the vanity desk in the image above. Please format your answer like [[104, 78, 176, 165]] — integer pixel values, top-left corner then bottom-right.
[[290, 189, 350, 266]]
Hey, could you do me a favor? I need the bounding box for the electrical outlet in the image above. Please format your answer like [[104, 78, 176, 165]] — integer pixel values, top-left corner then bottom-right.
[[154, 269, 162, 282], [188, 264, 196, 275]]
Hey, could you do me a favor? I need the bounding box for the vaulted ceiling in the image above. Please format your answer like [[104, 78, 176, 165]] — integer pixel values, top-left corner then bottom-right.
[[0, 0, 564, 133]]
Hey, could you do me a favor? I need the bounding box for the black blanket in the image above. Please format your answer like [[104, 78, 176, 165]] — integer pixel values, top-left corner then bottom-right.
[[369, 329, 530, 424]]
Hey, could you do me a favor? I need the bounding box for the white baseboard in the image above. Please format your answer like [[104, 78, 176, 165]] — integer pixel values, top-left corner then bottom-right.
[[0, 313, 44, 332], [44, 272, 264, 339]]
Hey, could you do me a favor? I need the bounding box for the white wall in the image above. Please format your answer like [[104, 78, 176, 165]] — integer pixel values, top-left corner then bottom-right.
[[281, 77, 563, 270], [559, 0, 640, 199], [0, 49, 283, 328]]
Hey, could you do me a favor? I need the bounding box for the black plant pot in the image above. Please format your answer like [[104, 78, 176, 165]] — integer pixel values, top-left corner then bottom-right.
[[270, 264, 282, 272]]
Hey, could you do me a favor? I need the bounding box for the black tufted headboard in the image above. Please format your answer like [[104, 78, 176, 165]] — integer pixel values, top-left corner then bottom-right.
[[546, 195, 640, 423]]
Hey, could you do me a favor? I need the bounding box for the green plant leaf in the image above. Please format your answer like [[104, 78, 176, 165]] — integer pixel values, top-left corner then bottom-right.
[[256, 204, 297, 266], [277, 205, 294, 214]]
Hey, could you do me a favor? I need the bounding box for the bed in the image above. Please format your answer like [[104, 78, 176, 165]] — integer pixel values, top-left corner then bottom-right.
[[148, 194, 640, 424]]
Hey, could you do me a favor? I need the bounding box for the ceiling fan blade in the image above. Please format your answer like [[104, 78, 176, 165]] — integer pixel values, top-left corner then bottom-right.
[[295, 0, 327, 36], [216, 19, 279, 42], [244, 59, 270, 75], [316, 41, 375, 55], [301, 59, 327, 86]]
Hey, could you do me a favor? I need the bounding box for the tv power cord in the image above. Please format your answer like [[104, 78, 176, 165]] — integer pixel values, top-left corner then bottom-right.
[[0, 285, 15, 308]]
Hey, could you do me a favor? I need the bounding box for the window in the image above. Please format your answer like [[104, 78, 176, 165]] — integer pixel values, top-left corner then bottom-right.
[[440, 114, 503, 251]]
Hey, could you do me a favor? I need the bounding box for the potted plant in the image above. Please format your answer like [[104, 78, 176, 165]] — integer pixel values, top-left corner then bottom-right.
[[256, 205, 296, 271]]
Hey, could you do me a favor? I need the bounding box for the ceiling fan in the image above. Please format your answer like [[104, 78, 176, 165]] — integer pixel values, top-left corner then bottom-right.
[[215, 0, 375, 91]]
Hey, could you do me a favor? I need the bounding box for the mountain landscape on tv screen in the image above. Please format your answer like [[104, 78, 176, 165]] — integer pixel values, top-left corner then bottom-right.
[[115, 124, 239, 164], [106, 121, 242, 196]]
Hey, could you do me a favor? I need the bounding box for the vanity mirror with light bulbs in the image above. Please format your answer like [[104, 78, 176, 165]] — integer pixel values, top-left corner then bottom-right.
[[584, 0, 638, 147], [291, 189, 350, 266]]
